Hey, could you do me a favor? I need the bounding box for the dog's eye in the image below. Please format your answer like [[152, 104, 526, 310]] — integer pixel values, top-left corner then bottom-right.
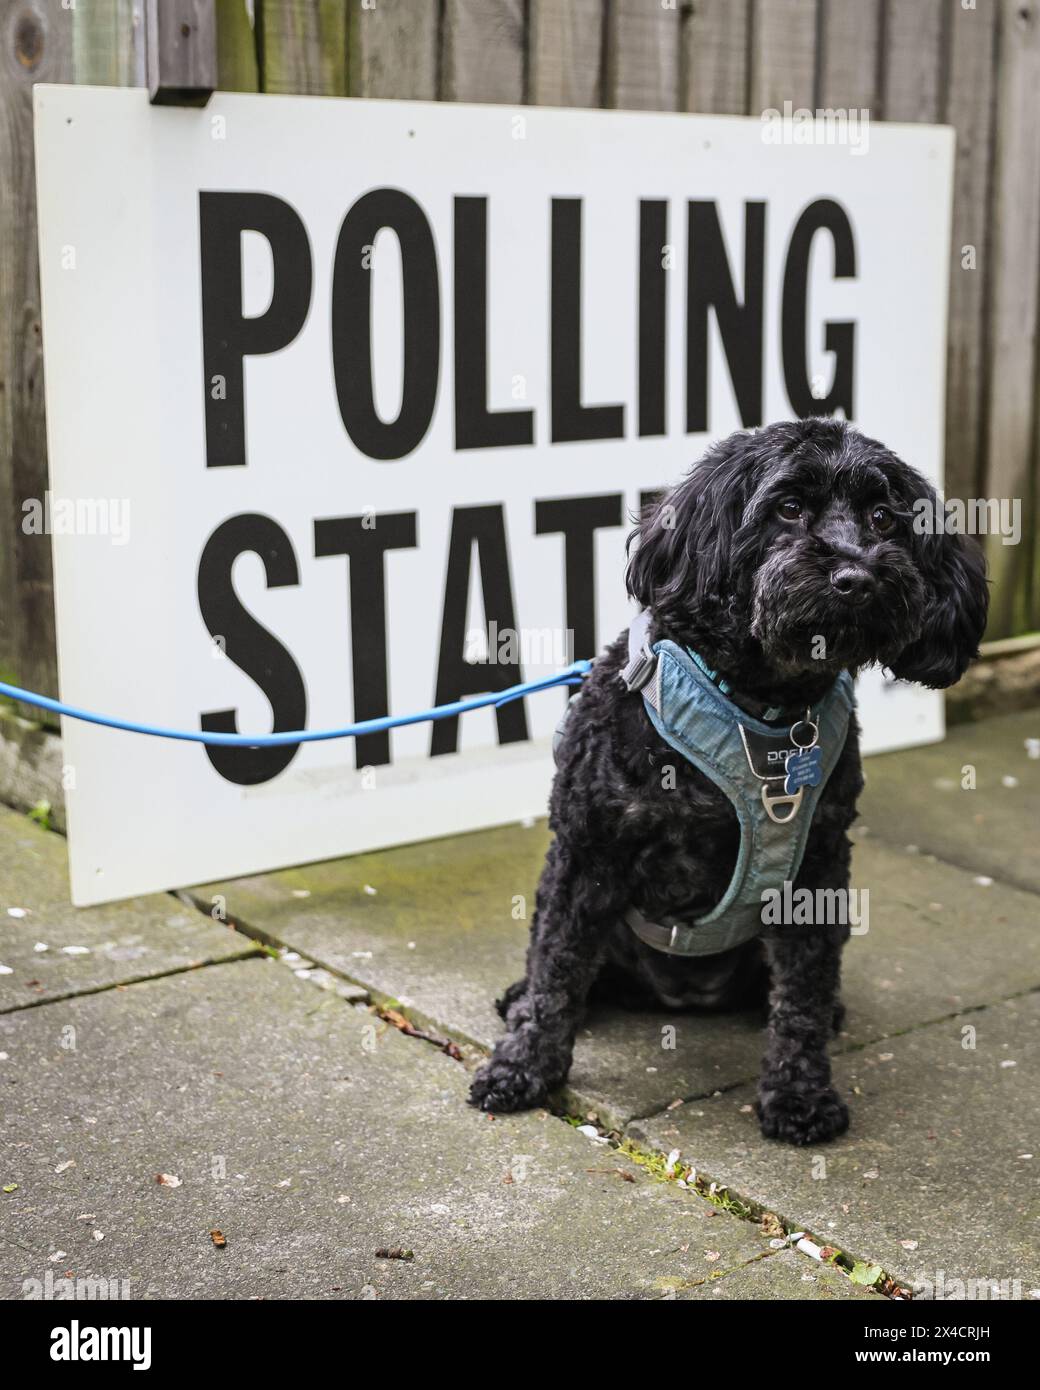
[[870, 506, 896, 535], [777, 498, 803, 522]]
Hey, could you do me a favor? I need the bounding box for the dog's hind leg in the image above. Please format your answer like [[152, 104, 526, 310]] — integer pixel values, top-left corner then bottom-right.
[[469, 842, 619, 1113]]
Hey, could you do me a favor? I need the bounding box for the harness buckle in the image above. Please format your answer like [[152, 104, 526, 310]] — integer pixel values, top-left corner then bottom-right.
[[619, 642, 657, 693]]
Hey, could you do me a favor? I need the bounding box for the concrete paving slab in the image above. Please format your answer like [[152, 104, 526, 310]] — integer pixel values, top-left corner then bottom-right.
[[0, 959, 776, 1301], [858, 708, 1040, 894], [0, 808, 256, 1013], [635, 993, 1040, 1295], [194, 829, 1040, 1129]]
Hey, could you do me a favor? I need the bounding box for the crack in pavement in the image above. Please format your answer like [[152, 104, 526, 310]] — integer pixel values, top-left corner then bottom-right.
[[0, 946, 261, 1015]]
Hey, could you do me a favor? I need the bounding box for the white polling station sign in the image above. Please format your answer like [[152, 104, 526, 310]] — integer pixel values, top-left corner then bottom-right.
[[33, 86, 953, 906]]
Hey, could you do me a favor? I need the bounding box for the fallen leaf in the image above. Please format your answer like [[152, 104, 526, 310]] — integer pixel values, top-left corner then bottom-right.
[[210, 1229, 226, 1248], [850, 1262, 883, 1286], [760, 1212, 785, 1239]]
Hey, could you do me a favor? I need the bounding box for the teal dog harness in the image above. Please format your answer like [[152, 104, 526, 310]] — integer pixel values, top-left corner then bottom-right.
[[611, 612, 855, 958]]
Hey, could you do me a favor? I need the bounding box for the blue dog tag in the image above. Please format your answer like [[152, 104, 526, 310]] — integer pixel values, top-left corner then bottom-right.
[[784, 745, 823, 794]]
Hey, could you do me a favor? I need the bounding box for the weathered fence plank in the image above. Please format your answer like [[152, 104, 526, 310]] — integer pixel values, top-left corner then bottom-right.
[[441, 0, 525, 104], [984, 0, 1040, 637], [216, 0, 259, 92], [944, 0, 997, 512], [71, 0, 144, 87], [681, 0, 750, 116], [748, 0, 817, 113], [604, 0, 680, 111], [0, 0, 73, 714], [881, 0, 944, 122], [348, 0, 437, 100], [529, 0, 604, 108], [257, 0, 347, 96], [816, 0, 882, 111]]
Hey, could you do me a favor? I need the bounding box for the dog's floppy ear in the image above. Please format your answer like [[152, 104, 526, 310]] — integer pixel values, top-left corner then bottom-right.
[[887, 484, 989, 690], [626, 420, 821, 614]]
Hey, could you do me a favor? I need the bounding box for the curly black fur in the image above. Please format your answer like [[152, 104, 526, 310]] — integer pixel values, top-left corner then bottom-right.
[[469, 419, 989, 1144]]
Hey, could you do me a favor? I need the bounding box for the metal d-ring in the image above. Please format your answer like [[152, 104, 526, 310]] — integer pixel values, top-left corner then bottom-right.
[[761, 782, 803, 824]]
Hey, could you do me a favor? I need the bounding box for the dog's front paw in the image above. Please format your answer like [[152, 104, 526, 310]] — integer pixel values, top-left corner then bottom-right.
[[757, 1086, 849, 1146], [469, 1054, 550, 1113]]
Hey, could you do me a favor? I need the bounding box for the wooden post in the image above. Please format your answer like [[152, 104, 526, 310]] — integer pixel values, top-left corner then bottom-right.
[[0, 1, 73, 717], [145, 0, 216, 105]]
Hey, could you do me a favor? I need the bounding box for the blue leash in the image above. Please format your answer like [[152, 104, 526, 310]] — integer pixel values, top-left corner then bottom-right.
[[0, 662, 592, 749]]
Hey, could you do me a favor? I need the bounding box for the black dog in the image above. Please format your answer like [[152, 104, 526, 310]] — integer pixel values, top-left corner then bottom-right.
[[470, 418, 988, 1144]]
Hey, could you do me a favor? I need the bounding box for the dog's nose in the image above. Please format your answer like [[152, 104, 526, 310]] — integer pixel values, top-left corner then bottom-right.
[[830, 565, 875, 604]]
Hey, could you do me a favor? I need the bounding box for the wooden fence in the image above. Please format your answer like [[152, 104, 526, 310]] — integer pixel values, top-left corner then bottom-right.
[[1, 0, 1038, 722]]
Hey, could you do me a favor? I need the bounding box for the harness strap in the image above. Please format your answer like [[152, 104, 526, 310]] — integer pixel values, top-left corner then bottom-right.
[[617, 611, 854, 958]]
